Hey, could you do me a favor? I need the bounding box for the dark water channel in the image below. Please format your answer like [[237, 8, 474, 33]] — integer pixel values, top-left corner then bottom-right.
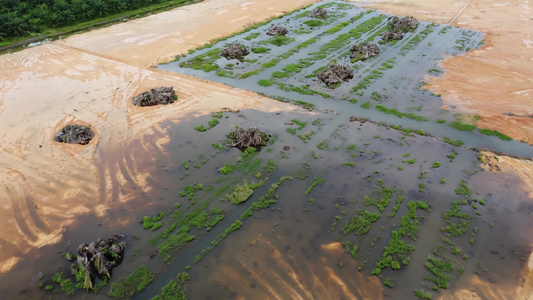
[[2, 1, 532, 300]]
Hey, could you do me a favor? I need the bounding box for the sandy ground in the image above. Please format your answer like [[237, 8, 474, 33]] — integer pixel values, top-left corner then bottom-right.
[[0, 0, 319, 274]]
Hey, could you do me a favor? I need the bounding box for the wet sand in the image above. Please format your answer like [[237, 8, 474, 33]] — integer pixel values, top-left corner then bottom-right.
[[0, 0, 319, 274]]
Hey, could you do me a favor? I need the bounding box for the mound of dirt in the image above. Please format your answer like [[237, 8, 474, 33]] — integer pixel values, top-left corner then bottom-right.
[[221, 43, 250, 59], [54, 125, 94, 145], [267, 24, 288, 36], [228, 126, 270, 149], [71, 235, 126, 290], [132, 86, 177, 107], [318, 62, 354, 88], [350, 43, 380, 61], [309, 7, 327, 18]]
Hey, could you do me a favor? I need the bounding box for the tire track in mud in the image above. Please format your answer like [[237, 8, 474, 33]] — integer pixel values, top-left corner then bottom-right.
[[448, 0, 471, 25]]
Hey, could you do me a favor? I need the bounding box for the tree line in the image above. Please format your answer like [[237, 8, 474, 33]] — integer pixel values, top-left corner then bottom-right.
[[0, 0, 190, 40]]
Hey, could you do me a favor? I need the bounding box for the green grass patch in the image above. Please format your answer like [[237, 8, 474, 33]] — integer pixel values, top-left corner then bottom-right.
[[108, 266, 154, 299], [425, 256, 453, 289], [479, 129, 511, 141], [158, 229, 196, 262], [226, 181, 254, 204], [304, 19, 324, 27], [194, 124, 207, 132], [51, 272, 75, 296], [263, 35, 295, 47], [449, 121, 476, 132], [376, 105, 428, 121], [343, 209, 380, 235], [152, 272, 189, 300], [443, 137, 464, 147], [455, 180, 471, 198], [415, 289, 433, 299], [442, 200, 472, 236], [180, 48, 221, 72], [258, 79, 274, 87], [305, 177, 325, 196], [251, 47, 268, 54], [373, 201, 430, 278], [219, 164, 234, 174]]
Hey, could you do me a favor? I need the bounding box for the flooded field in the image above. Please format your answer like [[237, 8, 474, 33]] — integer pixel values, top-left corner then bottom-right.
[[1, 1, 532, 300]]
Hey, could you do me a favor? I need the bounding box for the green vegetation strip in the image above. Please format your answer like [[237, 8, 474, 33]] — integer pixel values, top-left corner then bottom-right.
[[108, 266, 154, 299], [150, 272, 189, 300], [372, 201, 430, 281], [376, 105, 428, 122]]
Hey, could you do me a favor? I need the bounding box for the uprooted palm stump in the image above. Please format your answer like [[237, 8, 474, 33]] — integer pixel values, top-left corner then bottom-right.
[[266, 24, 288, 36], [389, 16, 419, 32], [132, 86, 177, 107], [381, 16, 419, 43], [228, 127, 270, 149], [310, 7, 327, 18], [221, 43, 250, 59], [69, 235, 126, 290], [54, 125, 94, 145], [350, 43, 380, 61], [318, 62, 354, 88]]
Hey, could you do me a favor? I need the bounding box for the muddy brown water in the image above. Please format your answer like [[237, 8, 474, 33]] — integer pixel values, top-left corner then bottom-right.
[[2, 107, 530, 299], [1, 1, 532, 300]]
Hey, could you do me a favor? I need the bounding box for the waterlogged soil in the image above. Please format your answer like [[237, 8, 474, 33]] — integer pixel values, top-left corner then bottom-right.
[[2, 1, 532, 300], [4, 106, 531, 300], [159, 0, 533, 158]]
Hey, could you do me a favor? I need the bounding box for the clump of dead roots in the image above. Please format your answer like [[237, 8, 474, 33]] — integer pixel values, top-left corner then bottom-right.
[[221, 43, 250, 59], [381, 16, 418, 43], [267, 24, 288, 36], [389, 16, 418, 32], [54, 125, 94, 145], [132, 86, 177, 107], [350, 43, 380, 61], [228, 126, 270, 149], [318, 62, 354, 88], [68, 235, 126, 290]]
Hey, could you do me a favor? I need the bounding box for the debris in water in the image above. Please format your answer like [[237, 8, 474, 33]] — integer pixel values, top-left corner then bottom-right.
[[318, 62, 354, 88], [228, 126, 270, 149], [309, 7, 327, 18], [221, 43, 250, 59], [70, 235, 126, 290], [266, 24, 289, 36], [350, 43, 380, 61]]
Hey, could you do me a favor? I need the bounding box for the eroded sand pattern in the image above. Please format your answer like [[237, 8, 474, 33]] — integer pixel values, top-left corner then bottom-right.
[[0, 0, 532, 299]]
